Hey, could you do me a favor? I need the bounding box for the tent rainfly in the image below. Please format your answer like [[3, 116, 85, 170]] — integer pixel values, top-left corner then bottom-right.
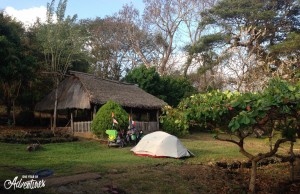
[[131, 131, 193, 158]]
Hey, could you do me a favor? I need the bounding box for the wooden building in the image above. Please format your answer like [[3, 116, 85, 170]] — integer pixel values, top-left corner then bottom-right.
[[35, 71, 167, 134]]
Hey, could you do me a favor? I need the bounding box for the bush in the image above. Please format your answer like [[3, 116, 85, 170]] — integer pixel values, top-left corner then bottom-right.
[[91, 100, 128, 138], [160, 106, 189, 137], [16, 110, 37, 126], [0, 130, 78, 144]]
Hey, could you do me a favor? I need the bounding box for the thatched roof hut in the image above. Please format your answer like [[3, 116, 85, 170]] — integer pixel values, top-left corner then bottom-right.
[[35, 71, 166, 112]]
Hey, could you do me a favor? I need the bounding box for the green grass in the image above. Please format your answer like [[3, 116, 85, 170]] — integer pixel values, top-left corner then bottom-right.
[[0, 132, 299, 181], [0, 140, 177, 181]]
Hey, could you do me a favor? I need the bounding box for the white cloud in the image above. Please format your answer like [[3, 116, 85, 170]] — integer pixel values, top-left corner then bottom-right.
[[4, 6, 47, 27]]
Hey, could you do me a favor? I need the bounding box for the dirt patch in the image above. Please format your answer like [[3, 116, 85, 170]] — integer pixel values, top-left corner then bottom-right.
[[45, 173, 101, 187], [216, 158, 284, 169], [42, 163, 300, 194]]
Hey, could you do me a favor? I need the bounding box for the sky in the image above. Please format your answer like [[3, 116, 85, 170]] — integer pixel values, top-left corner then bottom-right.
[[0, 0, 144, 26]]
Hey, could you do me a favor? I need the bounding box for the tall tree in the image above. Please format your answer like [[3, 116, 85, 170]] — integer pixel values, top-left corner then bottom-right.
[[143, 0, 205, 75], [117, 4, 159, 69], [83, 17, 132, 80], [36, 0, 87, 130], [270, 32, 300, 80], [124, 65, 161, 96], [124, 65, 196, 107], [0, 12, 36, 125], [195, 0, 300, 91], [180, 0, 217, 77]]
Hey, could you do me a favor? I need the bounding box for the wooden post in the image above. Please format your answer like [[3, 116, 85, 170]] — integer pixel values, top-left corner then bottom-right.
[[71, 112, 74, 135], [50, 114, 53, 129], [130, 108, 133, 129], [93, 105, 97, 120]]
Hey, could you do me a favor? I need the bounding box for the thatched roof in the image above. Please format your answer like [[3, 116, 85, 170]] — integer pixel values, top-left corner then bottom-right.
[[35, 71, 166, 111]]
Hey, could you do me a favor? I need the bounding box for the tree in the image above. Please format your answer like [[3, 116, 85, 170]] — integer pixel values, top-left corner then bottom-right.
[[117, 4, 160, 69], [124, 65, 196, 107], [82, 17, 133, 80], [35, 0, 87, 130], [124, 65, 161, 96], [270, 32, 300, 80], [180, 0, 218, 77], [160, 76, 196, 107], [186, 33, 228, 92], [166, 79, 300, 193], [195, 0, 300, 90], [143, 0, 206, 75], [0, 12, 37, 125]]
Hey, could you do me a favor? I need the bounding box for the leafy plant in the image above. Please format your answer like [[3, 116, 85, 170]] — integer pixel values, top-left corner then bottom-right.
[[91, 100, 128, 138], [162, 78, 300, 192], [124, 65, 196, 107], [160, 106, 189, 137]]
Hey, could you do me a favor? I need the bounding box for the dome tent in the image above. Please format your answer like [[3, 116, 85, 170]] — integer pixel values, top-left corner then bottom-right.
[[130, 131, 193, 158]]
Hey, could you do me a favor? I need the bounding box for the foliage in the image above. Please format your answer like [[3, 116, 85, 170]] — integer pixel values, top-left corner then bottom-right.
[[160, 106, 189, 137], [124, 65, 196, 107], [0, 12, 38, 123], [34, 0, 88, 130], [193, 0, 300, 91], [163, 78, 300, 192], [143, 0, 209, 75], [0, 129, 77, 144], [124, 65, 161, 96], [270, 32, 300, 79], [16, 110, 36, 126], [91, 100, 128, 138], [159, 76, 197, 107], [35, 0, 88, 77], [175, 79, 300, 137]]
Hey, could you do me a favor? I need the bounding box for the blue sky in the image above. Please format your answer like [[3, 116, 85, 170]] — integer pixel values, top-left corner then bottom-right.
[[1, 0, 144, 26]]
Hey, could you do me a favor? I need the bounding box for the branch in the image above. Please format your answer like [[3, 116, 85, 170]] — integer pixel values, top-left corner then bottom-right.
[[215, 136, 240, 146], [215, 135, 254, 159], [254, 138, 290, 162]]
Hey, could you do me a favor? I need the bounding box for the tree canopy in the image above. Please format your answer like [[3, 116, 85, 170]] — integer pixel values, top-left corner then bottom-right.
[[124, 65, 196, 107], [189, 0, 300, 91], [162, 78, 300, 192], [0, 12, 38, 124]]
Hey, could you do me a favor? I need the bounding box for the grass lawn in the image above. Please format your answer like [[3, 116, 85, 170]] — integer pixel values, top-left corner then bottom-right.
[[1, 132, 298, 179], [0, 132, 299, 193]]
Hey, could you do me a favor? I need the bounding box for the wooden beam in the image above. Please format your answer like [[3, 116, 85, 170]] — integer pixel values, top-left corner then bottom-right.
[[71, 112, 74, 135]]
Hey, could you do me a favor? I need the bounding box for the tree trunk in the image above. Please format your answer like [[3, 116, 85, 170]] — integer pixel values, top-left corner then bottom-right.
[[183, 55, 193, 77], [289, 141, 295, 181], [12, 100, 16, 126], [52, 77, 59, 134], [249, 160, 257, 193], [12, 81, 21, 126], [6, 104, 11, 124], [269, 135, 273, 152]]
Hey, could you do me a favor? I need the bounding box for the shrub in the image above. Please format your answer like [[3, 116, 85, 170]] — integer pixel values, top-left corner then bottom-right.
[[16, 110, 37, 126], [91, 100, 128, 138], [160, 106, 189, 137]]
